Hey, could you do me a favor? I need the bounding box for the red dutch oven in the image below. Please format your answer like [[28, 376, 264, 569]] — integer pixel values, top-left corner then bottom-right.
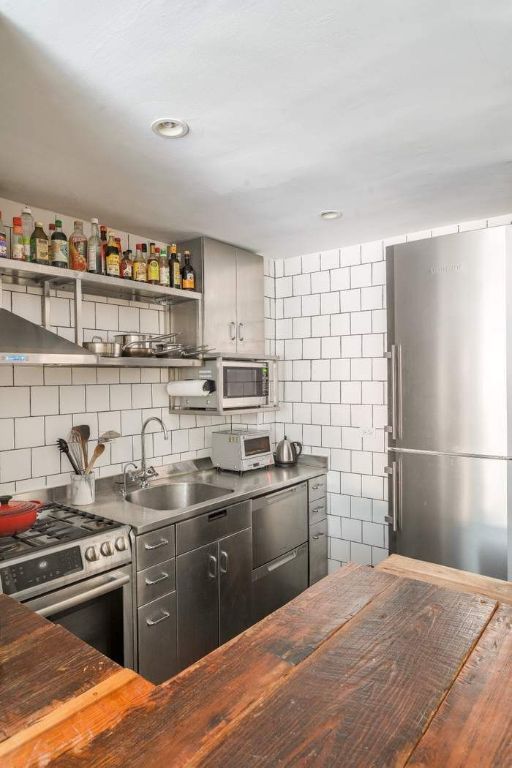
[[0, 495, 43, 536]]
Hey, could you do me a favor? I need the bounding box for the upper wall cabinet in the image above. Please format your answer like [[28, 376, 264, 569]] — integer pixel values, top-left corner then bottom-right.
[[175, 237, 265, 356]]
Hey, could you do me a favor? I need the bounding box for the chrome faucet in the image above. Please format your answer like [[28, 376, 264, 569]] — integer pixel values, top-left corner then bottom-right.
[[139, 416, 168, 488]]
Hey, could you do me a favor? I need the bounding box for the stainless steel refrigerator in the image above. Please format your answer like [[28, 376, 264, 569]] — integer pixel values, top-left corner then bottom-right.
[[386, 226, 512, 579]]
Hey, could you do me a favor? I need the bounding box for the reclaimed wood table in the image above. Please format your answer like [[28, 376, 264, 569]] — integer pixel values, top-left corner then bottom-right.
[[2, 557, 512, 767]]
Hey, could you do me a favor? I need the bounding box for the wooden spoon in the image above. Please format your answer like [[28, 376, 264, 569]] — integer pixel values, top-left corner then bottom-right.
[[85, 443, 105, 475]]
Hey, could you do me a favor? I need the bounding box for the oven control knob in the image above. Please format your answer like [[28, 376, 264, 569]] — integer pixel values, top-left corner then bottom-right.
[[100, 541, 114, 557], [85, 546, 99, 562], [115, 537, 127, 552]]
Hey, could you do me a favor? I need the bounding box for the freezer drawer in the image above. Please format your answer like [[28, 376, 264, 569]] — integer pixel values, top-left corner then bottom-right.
[[251, 542, 308, 623], [388, 451, 509, 580], [252, 483, 308, 568], [138, 592, 177, 684], [309, 519, 328, 585]]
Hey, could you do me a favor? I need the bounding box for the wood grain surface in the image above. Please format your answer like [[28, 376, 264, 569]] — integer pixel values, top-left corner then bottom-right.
[[408, 603, 512, 767], [191, 578, 496, 767], [378, 554, 512, 605], [44, 563, 396, 767], [0, 595, 119, 742]]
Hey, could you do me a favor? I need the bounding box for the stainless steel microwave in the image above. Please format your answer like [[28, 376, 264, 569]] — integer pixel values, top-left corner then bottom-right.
[[168, 356, 279, 415]]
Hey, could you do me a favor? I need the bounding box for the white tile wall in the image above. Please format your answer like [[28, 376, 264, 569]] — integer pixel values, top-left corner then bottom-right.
[[274, 211, 512, 573], [0, 196, 275, 495]]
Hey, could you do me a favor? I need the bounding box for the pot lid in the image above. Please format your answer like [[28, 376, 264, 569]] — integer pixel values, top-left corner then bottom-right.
[[0, 495, 41, 515]]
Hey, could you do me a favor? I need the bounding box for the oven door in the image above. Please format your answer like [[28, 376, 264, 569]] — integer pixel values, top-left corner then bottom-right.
[[220, 361, 269, 409], [23, 566, 134, 669]]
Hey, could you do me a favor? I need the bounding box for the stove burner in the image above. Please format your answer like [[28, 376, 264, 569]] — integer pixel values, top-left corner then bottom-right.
[[0, 503, 123, 562]]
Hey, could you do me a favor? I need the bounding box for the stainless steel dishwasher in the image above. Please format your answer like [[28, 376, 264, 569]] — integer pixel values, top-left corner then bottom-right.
[[251, 482, 308, 622]]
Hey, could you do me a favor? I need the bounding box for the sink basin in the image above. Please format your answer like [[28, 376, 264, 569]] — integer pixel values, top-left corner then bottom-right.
[[126, 482, 234, 511]]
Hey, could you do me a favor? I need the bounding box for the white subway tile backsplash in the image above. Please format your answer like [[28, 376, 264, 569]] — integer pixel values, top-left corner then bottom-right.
[[330, 267, 350, 291], [301, 252, 320, 273], [1, 448, 32, 482], [284, 255, 302, 276], [302, 338, 321, 359], [321, 292, 340, 315], [12, 292, 42, 324], [321, 381, 341, 403], [0, 387, 30, 418], [31, 386, 59, 416], [16, 416, 44, 448], [361, 286, 383, 310], [283, 296, 302, 318], [0, 419, 14, 450], [86, 385, 110, 413], [32, 445, 61, 478], [292, 273, 311, 296], [320, 249, 339, 270], [350, 542, 372, 565], [311, 271, 330, 293], [14, 366, 44, 387], [301, 294, 321, 316], [361, 241, 383, 263], [350, 264, 372, 288], [350, 496, 372, 521], [302, 382, 321, 403], [330, 404, 351, 426]]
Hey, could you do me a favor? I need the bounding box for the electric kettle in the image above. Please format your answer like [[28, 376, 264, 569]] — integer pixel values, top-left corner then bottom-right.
[[274, 436, 303, 467]]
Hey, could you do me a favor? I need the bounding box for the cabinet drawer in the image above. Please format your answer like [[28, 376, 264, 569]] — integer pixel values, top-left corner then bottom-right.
[[136, 526, 175, 571], [138, 592, 177, 684], [252, 482, 308, 568], [137, 558, 175, 607], [309, 519, 328, 585], [309, 497, 327, 525], [308, 475, 327, 502], [176, 501, 251, 555], [252, 542, 308, 623]]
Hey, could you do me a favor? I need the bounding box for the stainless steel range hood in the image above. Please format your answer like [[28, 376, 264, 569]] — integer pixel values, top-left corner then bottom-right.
[[0, 308, 95, 365]]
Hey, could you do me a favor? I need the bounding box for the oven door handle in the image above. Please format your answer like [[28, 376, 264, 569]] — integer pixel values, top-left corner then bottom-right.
[[35, 573, 130, 618]]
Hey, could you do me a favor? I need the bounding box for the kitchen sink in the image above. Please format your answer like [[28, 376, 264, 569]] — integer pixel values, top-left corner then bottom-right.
[[126, 482, 234, 511]]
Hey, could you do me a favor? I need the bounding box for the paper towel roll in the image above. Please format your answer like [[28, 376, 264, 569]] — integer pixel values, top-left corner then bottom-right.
[[166, 379, 212, 397]]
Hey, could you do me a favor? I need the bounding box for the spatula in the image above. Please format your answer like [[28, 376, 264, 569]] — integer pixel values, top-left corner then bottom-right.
[[85, 443, 105, 475]]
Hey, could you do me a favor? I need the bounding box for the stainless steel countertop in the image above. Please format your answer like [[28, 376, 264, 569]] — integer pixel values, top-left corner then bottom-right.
[[28, 456, 327, 535]]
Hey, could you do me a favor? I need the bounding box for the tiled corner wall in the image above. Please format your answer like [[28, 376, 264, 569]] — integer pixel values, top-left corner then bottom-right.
[[0, 196, 275, 494], [271, 212, 512, 572]]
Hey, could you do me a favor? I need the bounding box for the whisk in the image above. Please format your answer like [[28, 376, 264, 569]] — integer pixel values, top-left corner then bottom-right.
[[68, 430, 85, 475]]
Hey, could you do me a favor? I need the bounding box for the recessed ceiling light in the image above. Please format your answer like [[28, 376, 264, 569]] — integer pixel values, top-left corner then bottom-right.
[[151, 118, 189, 138], [320, 210, 342, 220]]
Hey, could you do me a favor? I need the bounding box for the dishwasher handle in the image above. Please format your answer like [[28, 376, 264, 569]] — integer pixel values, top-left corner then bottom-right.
[[267, 550, 297, 572]]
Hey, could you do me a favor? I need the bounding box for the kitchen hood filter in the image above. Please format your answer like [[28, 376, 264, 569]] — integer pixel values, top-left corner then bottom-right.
[[0, 308, 95, 365]]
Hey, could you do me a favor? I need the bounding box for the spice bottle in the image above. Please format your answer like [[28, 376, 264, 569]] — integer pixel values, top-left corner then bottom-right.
[[147, 242, 160, 284], [121, 249, 133, 279], [30, 222, 49, 265], [0, 211, 7, 258], [181, 250, 196, 290], [11, 217, 25, 260], [69, 220, 88, 271], [159, 247, 170, 287], [169, 244, 181, 288], [133, 244, 147, 282], [105, 233, 120, 277], [50, 220, 69, 268]]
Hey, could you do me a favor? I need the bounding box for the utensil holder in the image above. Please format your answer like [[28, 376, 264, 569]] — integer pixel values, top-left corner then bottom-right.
[[68, 473, 95, 506]]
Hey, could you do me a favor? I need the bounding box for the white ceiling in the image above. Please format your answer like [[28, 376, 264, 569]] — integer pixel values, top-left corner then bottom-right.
[[0, 0, 511, 258]]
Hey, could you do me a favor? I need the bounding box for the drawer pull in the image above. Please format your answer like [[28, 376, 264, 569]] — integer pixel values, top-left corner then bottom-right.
[[144, 571, 169, 586], [144, 538, 169, 551], [264, 486, 299, 504], [268, 550, 296, 572], [311, 483, 323, 490], [146, 609, 170, 626], [208, 509, 227, 521], [312, 533, 325, 540], [312, 506, 325, 513]]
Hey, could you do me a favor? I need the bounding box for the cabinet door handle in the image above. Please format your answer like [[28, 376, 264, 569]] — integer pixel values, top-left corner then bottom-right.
[[144, 571, 169, 586], [208, 554, 217, 579], [146, 609, 171, 626], [144, 538, 169, 551], [238, 322, 244, 341], [229, 322, 236, 341], [220, 550, 228, 574]]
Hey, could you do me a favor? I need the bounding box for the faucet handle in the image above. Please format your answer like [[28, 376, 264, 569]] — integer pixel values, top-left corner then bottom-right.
[[146, 466, 158, 478]]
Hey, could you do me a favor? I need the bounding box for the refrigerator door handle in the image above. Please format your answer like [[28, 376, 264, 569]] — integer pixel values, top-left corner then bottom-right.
[[385, 344, 402, 440], [385, 461, 399, 532]]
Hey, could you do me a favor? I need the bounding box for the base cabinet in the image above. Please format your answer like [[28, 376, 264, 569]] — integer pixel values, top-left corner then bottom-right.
[[176, 503, 252, 671]]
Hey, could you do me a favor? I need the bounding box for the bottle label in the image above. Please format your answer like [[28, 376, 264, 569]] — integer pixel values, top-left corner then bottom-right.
[[134, 262, 147, 282], [88, 244, 98, 271], [12, 235, 24, 260], [0, 234, 7, 258], [33, 239, 49, 263], [147, 259, 159, 283], [106, 253, 120, 277], [182, 275, 195, 289], [121, 260, 133, 279], [159, 265, 170, 287], [51, 240, 69, 266], [172, 262, 181, 287], [70, 240, 87, 271]]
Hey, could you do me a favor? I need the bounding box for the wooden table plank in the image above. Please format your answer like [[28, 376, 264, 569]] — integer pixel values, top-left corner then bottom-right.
[[191, 578, 496, 768], [0, 670, 153, 768], [45, 564, 397, 767], [0, 595, 121, 742], [377, 554, 512, 605], [408, 603, 512, 768]]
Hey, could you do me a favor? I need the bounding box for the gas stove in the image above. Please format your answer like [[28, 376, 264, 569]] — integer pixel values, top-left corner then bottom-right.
[[0, 502, 131, 600]]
